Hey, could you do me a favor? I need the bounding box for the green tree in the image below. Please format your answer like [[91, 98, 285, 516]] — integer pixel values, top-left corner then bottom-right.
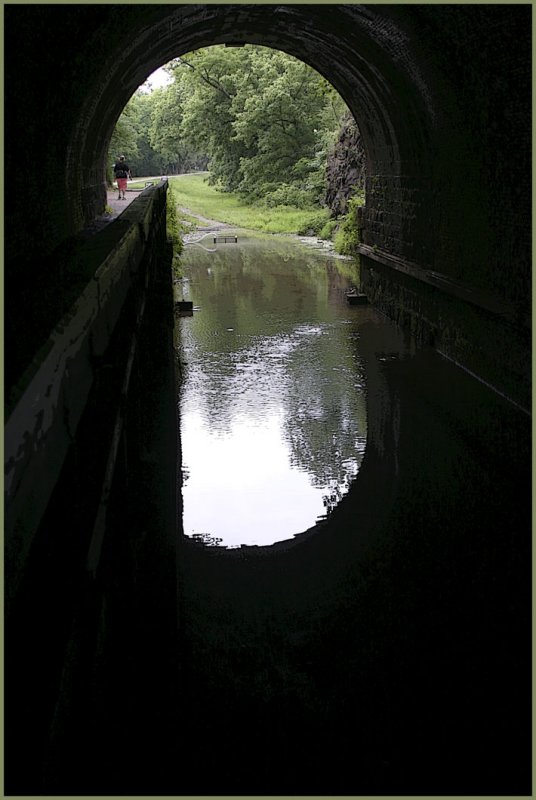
[[230, 51, 325, 199], [108, 98, 140, 181], [108, 85, 207, 182], [149, 83, 207, 174], [171, 46, 354, 204], [171, 48, 250, 190], [129, 91, 167, 176], [108, 90, 162, 180], [108, 45, 360, 210]]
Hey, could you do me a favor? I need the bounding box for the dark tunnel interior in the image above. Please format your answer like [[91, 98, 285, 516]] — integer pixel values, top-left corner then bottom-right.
[[4, 5, 532, 795]]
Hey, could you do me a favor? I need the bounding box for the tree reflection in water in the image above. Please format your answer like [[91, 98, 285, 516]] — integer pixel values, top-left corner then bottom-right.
[[177, 232, 367, 547]]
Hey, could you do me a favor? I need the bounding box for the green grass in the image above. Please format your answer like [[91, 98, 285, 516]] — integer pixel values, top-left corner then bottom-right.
[[168, 173, 329, 235], [177, 211, 201, 228]]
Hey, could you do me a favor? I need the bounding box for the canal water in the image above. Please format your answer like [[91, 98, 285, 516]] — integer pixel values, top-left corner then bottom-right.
[[175, 231, 368, 547]]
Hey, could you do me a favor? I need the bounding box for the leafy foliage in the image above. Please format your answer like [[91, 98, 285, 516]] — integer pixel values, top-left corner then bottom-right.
[[170, 46, 351, 204], [166, 188, 183, 272], [108, 99, 139, 181], [108, 45, 359, 211], [296, 211, 332, 236], [333, 194, 365, 255], [262, 184, 315, 209], [108, 87, 207, 179], [149, 84, 208, 174], [319, 219, 339, 240]]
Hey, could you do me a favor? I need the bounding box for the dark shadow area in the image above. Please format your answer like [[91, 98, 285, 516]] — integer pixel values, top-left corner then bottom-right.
[[4, 5, 531, 795], [172, 329, 531, 796], [6, 219, 132, 409], [8, 312, 529, 795]]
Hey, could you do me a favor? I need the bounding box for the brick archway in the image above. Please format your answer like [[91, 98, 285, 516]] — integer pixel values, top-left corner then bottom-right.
[[5, 4, 531, 403]]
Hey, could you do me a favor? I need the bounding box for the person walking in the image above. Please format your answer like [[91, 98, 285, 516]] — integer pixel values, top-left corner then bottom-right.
[[113, 155, 132, 199]]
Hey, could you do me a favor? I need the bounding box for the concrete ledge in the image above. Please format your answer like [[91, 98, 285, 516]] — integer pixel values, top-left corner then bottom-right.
[[359, 247, 531, 413], [357, 243, 526, 326], [5, 182, 168, 605]]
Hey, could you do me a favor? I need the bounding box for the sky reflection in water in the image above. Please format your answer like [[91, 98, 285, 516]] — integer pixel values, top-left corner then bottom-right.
[[177, 233, 367, 547]]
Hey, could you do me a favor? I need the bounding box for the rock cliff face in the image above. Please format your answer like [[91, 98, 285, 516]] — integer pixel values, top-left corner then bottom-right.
[[325, 113, 365, 217]]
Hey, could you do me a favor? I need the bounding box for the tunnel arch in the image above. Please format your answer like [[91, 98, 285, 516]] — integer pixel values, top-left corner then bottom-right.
[[4, 8, 532, 793], [69, 5, 436, 240], [5, 3, 531, 408]]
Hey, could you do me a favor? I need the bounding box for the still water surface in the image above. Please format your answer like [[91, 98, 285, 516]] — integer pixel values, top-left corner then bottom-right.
[[176, 232, 367, 547]]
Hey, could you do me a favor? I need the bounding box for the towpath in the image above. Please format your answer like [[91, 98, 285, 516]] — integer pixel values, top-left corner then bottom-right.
[[106, 189, 143, 217], [80, 189, 143, 237], [85, 187, 233, 240], [178, 207, 236, 246]]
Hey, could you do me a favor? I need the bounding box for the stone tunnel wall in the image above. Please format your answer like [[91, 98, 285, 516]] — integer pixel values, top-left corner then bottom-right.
[[356, 5, 531, 310], [4, 4, 531, 406], [3, 7, 532, 792], [4, 183, 173, 611], [5, 183, 180, 793]]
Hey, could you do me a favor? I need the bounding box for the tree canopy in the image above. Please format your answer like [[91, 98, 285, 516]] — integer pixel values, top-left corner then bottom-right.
[[109, 45, 356, 209]]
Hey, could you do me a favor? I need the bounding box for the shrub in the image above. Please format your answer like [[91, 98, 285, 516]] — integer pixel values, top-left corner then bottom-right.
[[166, 193, 184, 276], [319, 219, 339, 240], [262, 183, 315, 209], [297, 210, 330, 236], [333, 194, 364, 255]]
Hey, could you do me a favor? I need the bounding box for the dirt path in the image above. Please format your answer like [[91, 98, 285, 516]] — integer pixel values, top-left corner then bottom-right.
[[178, 206, 237, 247], [106, 189, 143, 216], [178, 206, 232, 229]]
